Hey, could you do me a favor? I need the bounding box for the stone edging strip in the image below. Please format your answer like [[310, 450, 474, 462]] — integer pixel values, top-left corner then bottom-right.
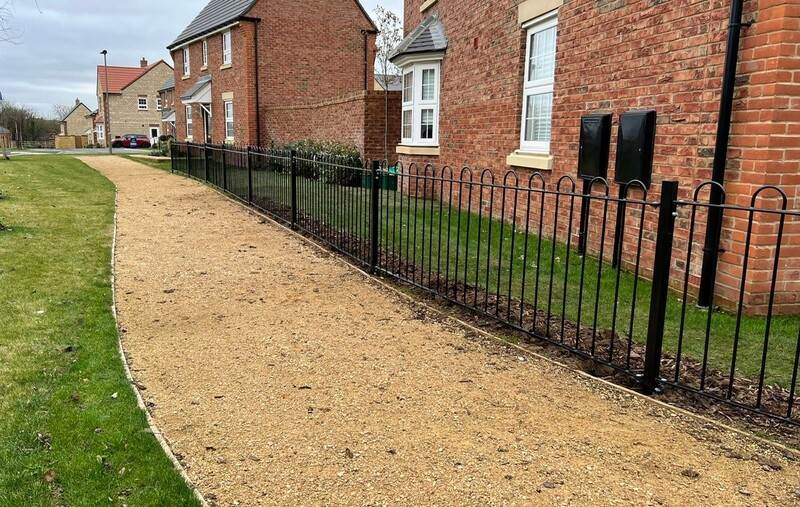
[[108, 191, 210, 507]]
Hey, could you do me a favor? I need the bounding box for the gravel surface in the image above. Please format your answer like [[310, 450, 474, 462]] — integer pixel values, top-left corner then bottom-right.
[[81, 156, 800, 506]]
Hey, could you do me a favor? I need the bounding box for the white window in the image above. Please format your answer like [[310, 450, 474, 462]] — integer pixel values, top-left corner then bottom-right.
[[520, 12, 557, 153], [156, 97, 162, 111], [222, 30, 232, 65], [138, 96, 148, 111], [97, 124, 105, 141], [224, 100, 234, 140], [202, 39, 209, 68], [186, 105, 193, 138], [400, 62, 440, 146], [183, 47, 190, 76]]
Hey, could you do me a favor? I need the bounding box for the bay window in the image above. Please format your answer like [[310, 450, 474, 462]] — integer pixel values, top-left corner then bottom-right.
[[400, 62, 440, 146], [520, 12, 557, 153]]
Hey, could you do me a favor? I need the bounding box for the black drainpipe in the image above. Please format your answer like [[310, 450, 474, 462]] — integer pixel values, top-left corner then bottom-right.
[[361, 30, 377, 90], [241, 16, 262, 144], [697, 0, 749, 307]]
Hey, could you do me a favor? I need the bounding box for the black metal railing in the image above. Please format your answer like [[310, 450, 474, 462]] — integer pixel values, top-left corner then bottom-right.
[[171, 142, 800, 425]]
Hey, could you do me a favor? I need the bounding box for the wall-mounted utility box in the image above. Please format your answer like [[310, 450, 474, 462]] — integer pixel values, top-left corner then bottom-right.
[[615, 110, 656, 188], [577, 113, 612, 180]]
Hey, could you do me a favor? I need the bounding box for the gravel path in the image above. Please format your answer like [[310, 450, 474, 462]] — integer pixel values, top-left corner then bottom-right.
[[81, 156, 800, 506]]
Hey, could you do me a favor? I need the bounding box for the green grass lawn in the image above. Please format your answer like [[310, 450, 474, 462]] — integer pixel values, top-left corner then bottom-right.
[[237, 168, 799, 388], [121, 155, 172, 173], [0, 156, 199, 506]]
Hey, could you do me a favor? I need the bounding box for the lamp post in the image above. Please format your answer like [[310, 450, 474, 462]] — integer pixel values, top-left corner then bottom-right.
[[101, 50, 112, 154]]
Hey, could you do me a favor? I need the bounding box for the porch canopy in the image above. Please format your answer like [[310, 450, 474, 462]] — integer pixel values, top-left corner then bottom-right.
[[181, 75, 212, 114]]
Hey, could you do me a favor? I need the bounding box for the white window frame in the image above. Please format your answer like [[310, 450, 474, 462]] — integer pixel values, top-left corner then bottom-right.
[[186, 105, 193, 138], [156, 97, 162, 111], [222, 30, 232, 65], [520, 12, 558, 153], [202, 39, 209, 68], [138, 96, 148, 111], [224, 100, 234, 140], [183, 47, 190, 76], [97, 124, 105, 141], [400, 61, 440, 147]]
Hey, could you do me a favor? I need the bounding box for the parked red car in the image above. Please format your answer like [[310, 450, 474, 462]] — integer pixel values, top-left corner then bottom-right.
[[111, 134, 151, 149]]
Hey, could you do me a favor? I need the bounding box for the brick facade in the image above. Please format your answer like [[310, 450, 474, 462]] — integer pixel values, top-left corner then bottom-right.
[[396, 0, 800, 313], [97, 61, 174, 146], [171, 0, 399, 159]]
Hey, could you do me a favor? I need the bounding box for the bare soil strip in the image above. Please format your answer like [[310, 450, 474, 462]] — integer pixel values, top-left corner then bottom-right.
[[80, 156, 800, 506]]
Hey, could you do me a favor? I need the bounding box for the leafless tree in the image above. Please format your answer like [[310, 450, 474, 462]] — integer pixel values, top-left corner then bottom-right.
[[373, 6, 403, 161], [0, 0, 19, 43], [52, 103, 72, 121]]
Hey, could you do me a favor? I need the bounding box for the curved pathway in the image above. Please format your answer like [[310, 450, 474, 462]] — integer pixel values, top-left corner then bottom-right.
[[80, 156, 800, 506]]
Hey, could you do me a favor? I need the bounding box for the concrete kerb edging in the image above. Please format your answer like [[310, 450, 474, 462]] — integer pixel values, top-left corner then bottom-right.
[[174, 169, 800, 460], [109, 191, 211, 507]]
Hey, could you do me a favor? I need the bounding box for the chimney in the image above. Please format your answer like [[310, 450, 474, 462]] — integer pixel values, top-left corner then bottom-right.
[[75, 98, 81, 106], [140, 57, 148, 68]]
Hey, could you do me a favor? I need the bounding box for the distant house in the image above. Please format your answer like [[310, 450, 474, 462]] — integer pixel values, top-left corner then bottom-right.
[[158, 76, 176, 138], [167, 0, 400, 160], [59, 99, 93, 137], [95, 58, 174, 146]]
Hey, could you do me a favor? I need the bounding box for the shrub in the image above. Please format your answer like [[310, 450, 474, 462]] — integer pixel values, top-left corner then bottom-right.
[[283, 139, 363, 186]]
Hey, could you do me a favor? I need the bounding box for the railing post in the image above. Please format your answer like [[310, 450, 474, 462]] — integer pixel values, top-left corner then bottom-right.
[[642, 180, 679, 394], [290, 150, 298, 229], [203, 144, 209, 181], [186, 143, 192, 176], [170, 143, 175, 173], [222, 145, 228, 191], [246, 146, 253, 204], [369, 160, 381, 273]]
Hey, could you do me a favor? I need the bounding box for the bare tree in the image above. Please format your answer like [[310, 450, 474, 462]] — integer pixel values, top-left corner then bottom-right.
[[52, 103, 72, 121], [0, 0, 19, 43], [373, 6, 403, 161]]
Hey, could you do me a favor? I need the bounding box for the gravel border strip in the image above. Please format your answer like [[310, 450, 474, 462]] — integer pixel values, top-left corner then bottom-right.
[[108, 190, 210, 507]]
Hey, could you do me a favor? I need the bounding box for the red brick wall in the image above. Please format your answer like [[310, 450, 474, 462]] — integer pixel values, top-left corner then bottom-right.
[[266, 90, 401, 161], [173, 0, 385, 155], [172, 21, 259, 145], [398, 0, 800, 313]]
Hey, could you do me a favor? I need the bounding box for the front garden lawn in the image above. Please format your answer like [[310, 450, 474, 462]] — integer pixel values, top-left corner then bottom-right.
[[0, 156, 199, 505]]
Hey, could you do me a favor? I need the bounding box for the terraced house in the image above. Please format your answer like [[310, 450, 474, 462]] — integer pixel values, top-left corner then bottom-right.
[[168, 0, 400, 160], [391, 0, 800, 312], [95, 58, 174, 147]]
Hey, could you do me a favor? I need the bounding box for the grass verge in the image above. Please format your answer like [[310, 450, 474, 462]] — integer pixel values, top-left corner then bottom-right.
[[0, 156, 199, 505]]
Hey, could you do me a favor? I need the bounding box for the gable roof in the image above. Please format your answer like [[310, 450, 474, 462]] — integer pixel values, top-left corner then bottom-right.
[[390, 15, 448, 63], [61, 101, 90, 122], [97, 61, 171, 94], [168, 0, 377, 50]]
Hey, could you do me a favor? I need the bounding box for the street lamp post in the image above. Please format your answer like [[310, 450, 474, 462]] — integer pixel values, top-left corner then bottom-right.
[[101, 50, 112, 154]]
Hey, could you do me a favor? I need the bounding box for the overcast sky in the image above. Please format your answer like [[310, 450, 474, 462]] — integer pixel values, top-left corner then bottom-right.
[[0, 0, 403, 117]]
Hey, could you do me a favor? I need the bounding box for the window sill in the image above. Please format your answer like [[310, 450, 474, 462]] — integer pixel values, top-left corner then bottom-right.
[[181, 75, 191, 80], [506, 150, 553, 170], [420, 0, 438, 12], [220, 63, 232, 70], [396, 145, 440, 156], [185, 136, 193, 142]]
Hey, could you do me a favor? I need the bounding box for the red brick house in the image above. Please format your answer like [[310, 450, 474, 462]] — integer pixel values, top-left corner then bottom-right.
[[391, 0, 799, 311], [168, 0, 400, 160]]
